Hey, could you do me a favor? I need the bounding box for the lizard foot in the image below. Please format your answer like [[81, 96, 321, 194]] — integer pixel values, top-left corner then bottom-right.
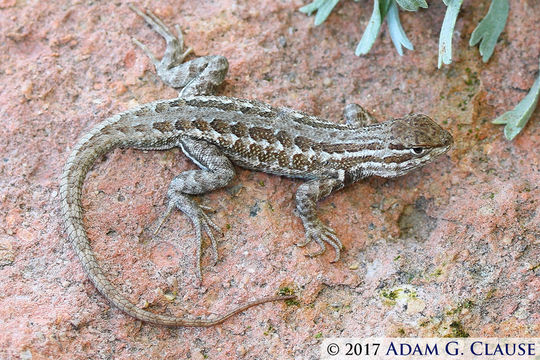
[[128, 4, 192, 69], [154, 194, 222, 281], [296, 220, 343, 262], [190, 206, 222, 280]]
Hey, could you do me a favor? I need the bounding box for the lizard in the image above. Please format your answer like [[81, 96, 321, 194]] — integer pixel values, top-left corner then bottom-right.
[[60, 5, 453, 327]]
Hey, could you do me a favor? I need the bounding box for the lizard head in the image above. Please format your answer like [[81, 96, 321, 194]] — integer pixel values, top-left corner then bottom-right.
[[374, 114, 453, 177]]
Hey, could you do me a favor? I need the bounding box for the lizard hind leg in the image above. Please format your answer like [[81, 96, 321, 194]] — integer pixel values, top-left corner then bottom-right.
[[128, 4, 229, 96], [159, 137, 235, 281], [159, 192, 222, 280]]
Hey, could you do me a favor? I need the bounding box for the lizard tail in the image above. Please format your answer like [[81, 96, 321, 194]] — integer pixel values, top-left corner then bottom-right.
[[60, 112, 294, 327]]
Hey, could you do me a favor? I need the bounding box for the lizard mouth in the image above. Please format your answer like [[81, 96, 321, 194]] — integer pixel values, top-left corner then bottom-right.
[[440, 128, 454, 148], [429, 129, 454, 157]]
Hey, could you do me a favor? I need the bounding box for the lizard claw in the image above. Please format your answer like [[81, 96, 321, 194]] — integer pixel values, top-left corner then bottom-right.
[[132, 37, 159, 67], [193, 208, 222, 280], [128, 4, 192, 66], [153, 202, 174, 236], [199, 204, 215, 212], [297, 220, 343, 262], [200, 209, 222, 261], [154, 192, 223, 281]]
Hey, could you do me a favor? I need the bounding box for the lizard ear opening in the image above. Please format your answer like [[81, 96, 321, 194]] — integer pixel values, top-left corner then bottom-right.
[[411, 147, 424, 155]]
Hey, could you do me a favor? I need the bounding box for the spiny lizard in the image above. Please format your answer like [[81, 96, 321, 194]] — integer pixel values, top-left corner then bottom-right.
[[60, 5, 453, 327]]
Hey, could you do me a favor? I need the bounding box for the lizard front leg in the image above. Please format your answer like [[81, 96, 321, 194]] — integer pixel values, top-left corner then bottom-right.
[[344, 103, 376, 128], [295, 177, 345, 262], [129, 5, 228, 97], [156, 137, 235, 280]]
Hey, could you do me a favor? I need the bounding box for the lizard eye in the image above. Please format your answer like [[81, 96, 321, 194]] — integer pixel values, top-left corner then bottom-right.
[[411, 147, 424, 155]]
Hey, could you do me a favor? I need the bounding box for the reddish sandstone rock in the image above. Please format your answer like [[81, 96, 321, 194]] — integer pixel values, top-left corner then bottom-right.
[[0, 1, 538, 359]]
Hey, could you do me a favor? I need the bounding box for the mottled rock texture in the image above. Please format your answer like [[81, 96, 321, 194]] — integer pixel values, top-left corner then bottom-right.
[[0, 0, 538, 359]]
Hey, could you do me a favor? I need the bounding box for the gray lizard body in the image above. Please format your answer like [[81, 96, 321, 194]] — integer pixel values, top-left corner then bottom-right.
[[60, 6, 453, 327]]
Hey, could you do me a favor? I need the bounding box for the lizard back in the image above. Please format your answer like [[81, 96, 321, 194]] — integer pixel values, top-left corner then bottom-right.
[[118, 95, 452, 183]]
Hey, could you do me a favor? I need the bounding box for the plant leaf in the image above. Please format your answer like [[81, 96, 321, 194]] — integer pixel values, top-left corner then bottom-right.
[[387, 1, 414, 55], [315, 0, 340, 25], [492, 60, 540, 140], [438, 0, 463, 68], [395, 0, 428, 12], [379, 0, 392, 15], [299, 0, 340, 26], [469, 0, 509, 62], [299, 0, 326, 15], [355, 0, 392, 56]]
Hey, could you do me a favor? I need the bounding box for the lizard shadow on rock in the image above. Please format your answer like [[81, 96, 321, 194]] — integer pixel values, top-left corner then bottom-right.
[[397, 196, 437, 242]]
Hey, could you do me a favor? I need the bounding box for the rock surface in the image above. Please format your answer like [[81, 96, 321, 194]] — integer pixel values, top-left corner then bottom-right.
[[0, 0, 538, 359]]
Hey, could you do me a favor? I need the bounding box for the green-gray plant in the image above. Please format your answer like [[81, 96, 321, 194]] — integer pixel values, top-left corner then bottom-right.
[[300, 0, 510, 65], [469, 0, 509, 62], [353, 0, 413, 56], [492, 60, 540, 140], [438, 0, 463, 68]]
